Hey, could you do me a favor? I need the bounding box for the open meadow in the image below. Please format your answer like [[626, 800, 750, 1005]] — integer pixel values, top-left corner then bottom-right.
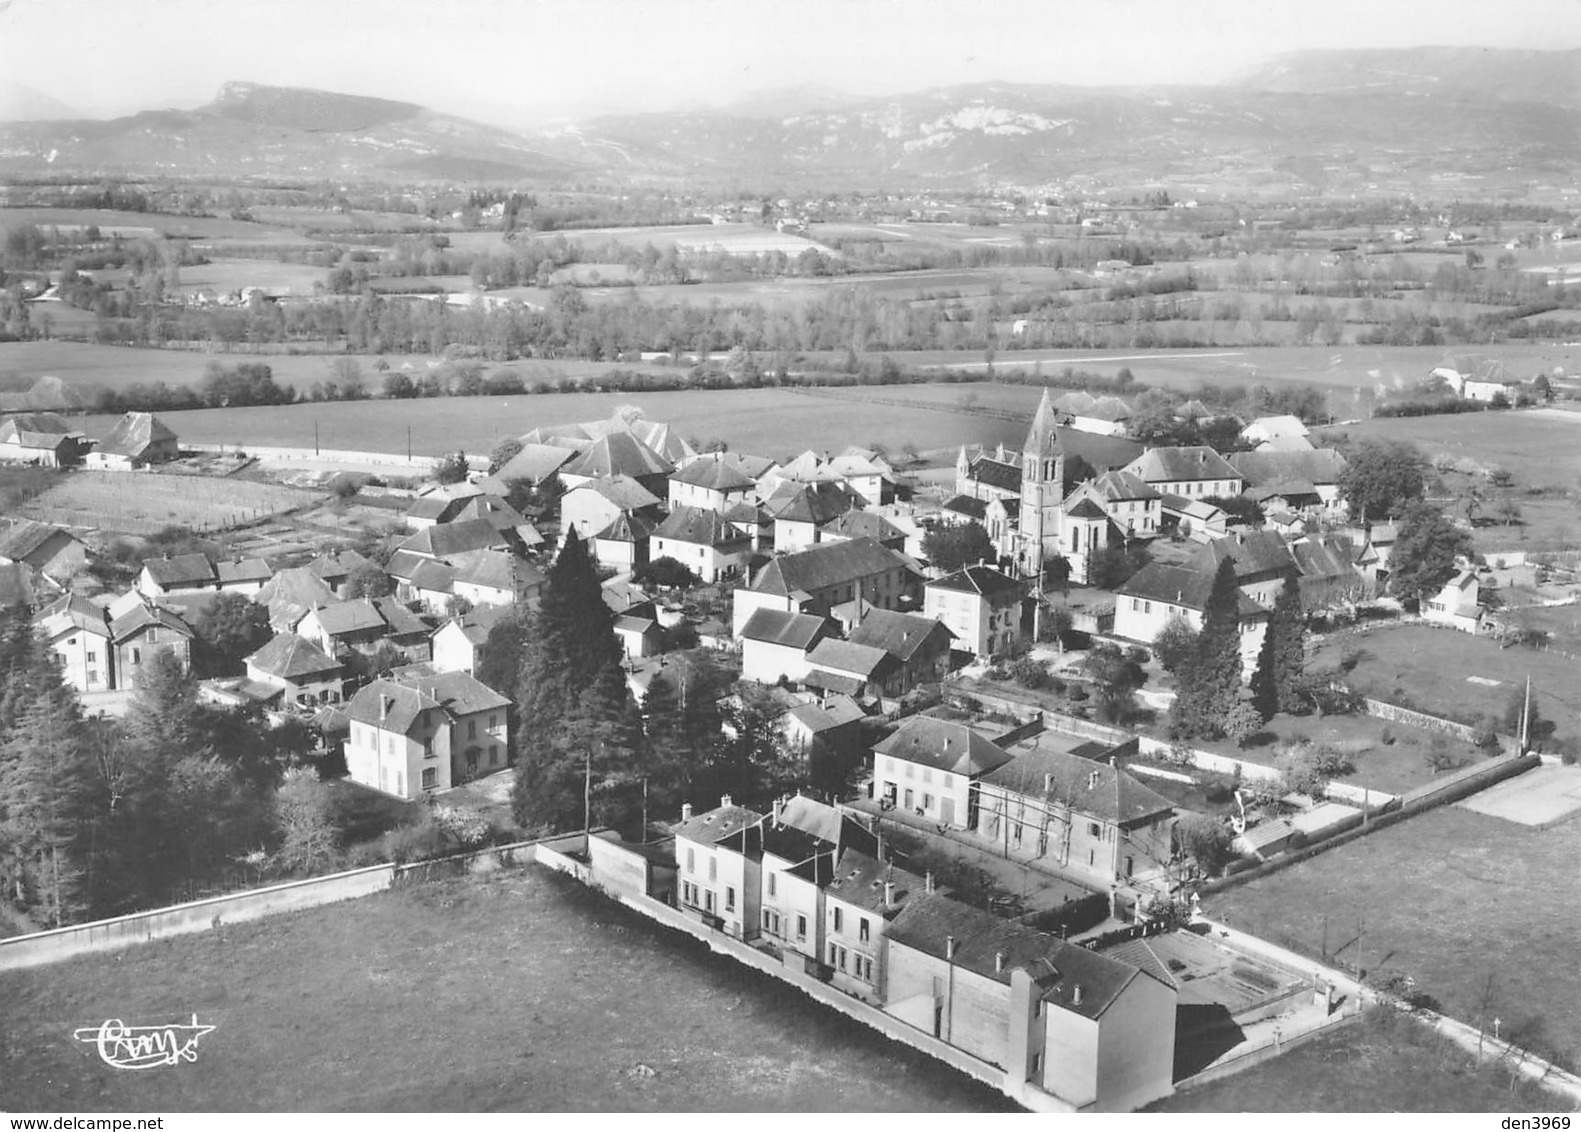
[[0, 207, 309, 246], [76, 386, 1027, 462], [0, 867, 1017, 1113], [1204, 803, 1581, 1071], [1319, 407, 1581, 492], [1310, 624, 1581, 744]]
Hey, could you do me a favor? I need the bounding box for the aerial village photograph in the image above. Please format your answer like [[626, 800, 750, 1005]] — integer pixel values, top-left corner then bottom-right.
[[1, 0, 1579, 1121]]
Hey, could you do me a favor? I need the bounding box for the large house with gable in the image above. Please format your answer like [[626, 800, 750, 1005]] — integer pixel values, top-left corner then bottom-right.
[[731, 537, 917, 635]]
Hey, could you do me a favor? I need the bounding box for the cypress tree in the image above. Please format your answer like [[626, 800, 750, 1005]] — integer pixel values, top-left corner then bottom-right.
[[1268, 576, 1306, 714], [1170, 558, 1242, 740]]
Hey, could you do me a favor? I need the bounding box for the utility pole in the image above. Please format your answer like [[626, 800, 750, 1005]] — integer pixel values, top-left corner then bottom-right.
[[407, 425, 412, 462], [641, 777, 649, 844], [314, 419, 320, 456], [1521, 674, 1532, 752], [583, 752, 592, 859]]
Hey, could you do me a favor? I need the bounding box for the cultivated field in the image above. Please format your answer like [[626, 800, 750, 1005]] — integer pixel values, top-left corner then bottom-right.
[[1204, 803, 1581, 1069], [0, 207, 306, 245], [76, 386, 1030, 462], [0, 867, 1017, 1113], [1310, 625, 1581, 744], [21, 470, 319, 535], [1319, 407, 1581, 492]]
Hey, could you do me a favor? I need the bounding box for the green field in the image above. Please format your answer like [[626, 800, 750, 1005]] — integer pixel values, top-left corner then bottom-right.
[[0, 867, 1016, 1113], [1320, 407, 1581, 492], [1205, 805, 1581, 1068], [0, 207, 307, 245], [1152, 1007, 1569, 1113], [75, 386, 1029, 462], [1311, 624, 1581, 744]]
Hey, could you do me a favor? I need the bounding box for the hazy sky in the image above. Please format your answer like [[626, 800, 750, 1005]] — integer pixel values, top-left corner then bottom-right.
[[2, 0, 1577, 124]]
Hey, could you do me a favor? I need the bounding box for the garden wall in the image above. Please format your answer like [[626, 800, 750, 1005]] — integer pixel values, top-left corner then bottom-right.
[[534, 841, 1082, 1114], [186, 442, 441, 472], [0, 838, 548, 972]]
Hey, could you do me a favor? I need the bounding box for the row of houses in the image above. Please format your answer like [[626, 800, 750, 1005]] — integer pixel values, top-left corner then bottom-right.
[[665, 792, 1177, 1112]]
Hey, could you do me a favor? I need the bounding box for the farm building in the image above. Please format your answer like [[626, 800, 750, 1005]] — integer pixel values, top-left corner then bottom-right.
[[86, 412, 178, 470], [0, 412, 87, 466], [0, 519, 88, 586], [137, 553, 217, 597]]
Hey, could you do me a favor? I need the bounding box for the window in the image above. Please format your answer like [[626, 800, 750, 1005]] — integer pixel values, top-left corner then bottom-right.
[[796, 914, 807, 940], [687, 848, 695, 874], [943, 773, 954, 788], [767, 873, 777, 898], [131, 647, 141, 664], [708, 856, 717, 881], [87, 669, 98, 685], [1031, 1053, 1041, 1077], [421, 767, 436, 789], [488, 713, 496, 730], [725, 886, 736, 912], [859, 918, 870, 943], [1088, 821, 1101, 838], [490, 746, 499, 766], [922, 793, 933, 811], [704, 890, 715, 914], [921, 767, 932, 784], [85, 650, 95, 662], [386, 736, 395, 757], [833, 907, 843, 933], [423, 737, 435, 760], [467, 719, 477, 739], [1144, 601, 1152, 615], [1131, 598, 1139, 612]]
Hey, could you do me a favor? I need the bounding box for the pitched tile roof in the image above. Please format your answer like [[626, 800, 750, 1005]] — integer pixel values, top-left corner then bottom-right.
[[1085, 470, 1160, 502], [653, 505, 747, 548], [845, 608, 953, 662], [344, 669, 510, 734], [594, 509, 659, 544], [563, 431, 674, 481], [216, 558, 272, 585], [246, 632, 342, 680], [307, 549, 374, 582], [305, 599, 386, 636], [748, 537, 910, 598], [740, 608, 833, 649], [820, 509, 904, 544], [805, 638, 895, 680], [673, 801, 764, 845], [142, 554, 215, 586], [671, 454, 757, 492], [0, 519, 77, 564], [825, 849, 926, 917], [0, 412, 81, 449], [109, 599, 192, 642], [1077, 395, 1132, 422], [573, 474, 662, 511], [489, 442, 576, 485], [1198, 530, 1297, 579], [926, 565, 1022, 601], [941, 494, 988, 520], [965, 454, 1022, 494], [764, 481, 856, 525], [874, 716, 1013, 777], [1124, 445, 1241, 483], [981, 738, 1175, 826], [889, 892, 1149, 1018], [92, 411, 177, 458], [399, 517, 506, 558]]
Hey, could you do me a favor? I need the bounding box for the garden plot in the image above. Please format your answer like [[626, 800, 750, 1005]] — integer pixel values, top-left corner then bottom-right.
[[1459, 764, 1581, 828], [21, 471, 318, 535]]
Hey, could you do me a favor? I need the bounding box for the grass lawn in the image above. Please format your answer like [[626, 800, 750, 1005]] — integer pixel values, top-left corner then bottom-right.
[[1152, 1008, 1570, 1113], [1311, 625, 1581, 746], [0, 867, 1017, 1113], [1204, 805, 1581, 1070]]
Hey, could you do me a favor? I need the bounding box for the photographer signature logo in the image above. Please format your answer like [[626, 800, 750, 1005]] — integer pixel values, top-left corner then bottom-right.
[[73, 1016, 215, 1069]]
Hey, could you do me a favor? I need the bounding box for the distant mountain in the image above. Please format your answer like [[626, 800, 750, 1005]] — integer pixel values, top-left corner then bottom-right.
[[1237, 46, 1581, 109], [2, 51, 1579, 192], [0, 81, 582, 181], [0, 81, 78, 122]]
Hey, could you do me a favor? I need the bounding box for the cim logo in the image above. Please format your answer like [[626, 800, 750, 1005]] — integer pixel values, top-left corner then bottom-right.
[[73, 1016, 216, 1070]]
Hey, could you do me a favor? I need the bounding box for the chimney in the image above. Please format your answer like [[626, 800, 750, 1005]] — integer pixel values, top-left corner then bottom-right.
[[720, 794, 732, 808], [773, 795, 785, 825], [1087, 770, 1098, 790], [681, 802, 693, 821], [995, 951, 1005, 974], [884, 880, 896, 908], [380, 693, 392, 721], [946, 935, 956, 961], [925, 871, 935, 894], [1072, 984, 1085, 1007]]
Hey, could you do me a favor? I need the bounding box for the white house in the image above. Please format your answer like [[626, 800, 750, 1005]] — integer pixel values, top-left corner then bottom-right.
[[872, 716, 1013, 828], [1422, 570, 1483, 632]]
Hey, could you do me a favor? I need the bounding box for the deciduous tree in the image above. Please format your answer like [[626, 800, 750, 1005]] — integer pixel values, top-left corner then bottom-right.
[[922, 521, 997, 573], [1389, 502, 1475, 606], [1340, 439, 1426, 523]]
